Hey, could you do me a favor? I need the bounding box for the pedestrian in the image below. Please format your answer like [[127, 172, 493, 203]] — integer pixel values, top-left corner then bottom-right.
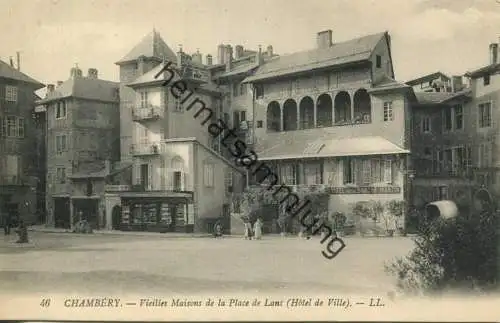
[[3, 211, 11, 235], [253, 218, 263, 240], [213, 219, 223, 238], [15, 219, 28, 243], [243, 217, 252, 240]]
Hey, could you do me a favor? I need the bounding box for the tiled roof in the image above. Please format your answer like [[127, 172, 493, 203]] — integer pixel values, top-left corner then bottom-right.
[[38, 77, 119, 103], [465, 63, 500, 78], [369, 75, 409, 92], [127, 62, 167, 87], [244, 32, 387, 82], [115, 29, 177, 65], [414, 89, 471, 105], [405, 72, 450, 86], [255, 131, 408, 161], [0, 59, 44, 88], [215, 62, 259, 79]]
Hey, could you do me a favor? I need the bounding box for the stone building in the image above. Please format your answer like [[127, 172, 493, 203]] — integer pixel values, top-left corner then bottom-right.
[[0, 58, 44, 225], [37, 66, 120, 229]]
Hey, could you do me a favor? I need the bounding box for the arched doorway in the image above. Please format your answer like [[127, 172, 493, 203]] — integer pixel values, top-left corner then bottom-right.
[[266, 101, 281, 132], [316, 94, 333, 127], [353, 89, 371, 123], [283, 99, 298, 131], [299, 96, 314, 129], [111, 205, 122, 230], [334, 91, 351, 124]]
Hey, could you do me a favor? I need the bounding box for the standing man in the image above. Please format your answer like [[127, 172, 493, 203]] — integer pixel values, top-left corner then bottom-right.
[[3, 211, 11, 235]]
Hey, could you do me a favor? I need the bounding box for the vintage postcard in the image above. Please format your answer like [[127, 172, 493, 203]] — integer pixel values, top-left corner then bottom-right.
[[1, 0, 500, 321]]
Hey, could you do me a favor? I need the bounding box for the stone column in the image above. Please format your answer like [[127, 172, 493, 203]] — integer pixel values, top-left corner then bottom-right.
[[296, 102, 301, 130], [69, 199, 74, 231], [280, 106, 284, 131]]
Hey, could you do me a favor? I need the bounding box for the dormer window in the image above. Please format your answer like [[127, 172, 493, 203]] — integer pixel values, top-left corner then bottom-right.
[[376, 55, 382, 68], [484, 74, 490, 86]]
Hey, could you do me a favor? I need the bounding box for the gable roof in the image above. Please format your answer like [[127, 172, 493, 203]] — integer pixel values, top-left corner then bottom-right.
[[37, 77, 119, 103], [405, 71, 450, 86], [243, 32, 387, 83], [115, 29, 177, 65], [368, 75, 410, 93], [0, 59, 44, 88]]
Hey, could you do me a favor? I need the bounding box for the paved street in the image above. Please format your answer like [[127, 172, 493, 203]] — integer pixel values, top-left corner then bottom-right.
[[0, 232, 414, 295]]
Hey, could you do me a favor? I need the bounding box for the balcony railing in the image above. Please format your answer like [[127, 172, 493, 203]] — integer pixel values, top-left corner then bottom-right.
[[248, 183, 401, 195], [105, 184, 131, 192], [130, 142, 162, 156], [131, 106, 164, 121]]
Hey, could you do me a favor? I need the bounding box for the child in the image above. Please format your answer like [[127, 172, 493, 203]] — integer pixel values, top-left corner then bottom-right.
[[253, 218, 263, 240], [213, 220, 223, 238]]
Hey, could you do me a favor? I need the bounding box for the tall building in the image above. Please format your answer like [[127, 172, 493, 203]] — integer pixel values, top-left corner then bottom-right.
[[37, 66, 120, 229], [107, 30, 244, 233], [0, 58, 44, 225], [241, 30, 412, 221]]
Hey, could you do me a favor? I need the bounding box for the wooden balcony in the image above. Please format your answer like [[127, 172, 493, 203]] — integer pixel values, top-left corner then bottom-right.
[[131, 106, 164, 122]]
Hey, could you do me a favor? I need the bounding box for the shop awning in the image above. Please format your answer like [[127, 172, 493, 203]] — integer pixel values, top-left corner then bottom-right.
[[258, 136, 409, 161]]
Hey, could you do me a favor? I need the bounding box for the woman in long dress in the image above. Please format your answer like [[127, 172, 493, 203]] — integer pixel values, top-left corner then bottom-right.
[[243, 217, 252, 240], [253, 218, 263, 240]]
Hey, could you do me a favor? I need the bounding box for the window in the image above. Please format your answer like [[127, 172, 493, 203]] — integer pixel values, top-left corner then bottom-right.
[[56, 101, 67, 119], [203, 163, 215, 187], [362, 159, 371, 185], [421, 116, 431, 133], [233, 111, 240, 129], [304, 162, 323, 185], [484, 74, 490, 86], [173, 171, 183, 191], [56, 167, 66, 184], [256, 120, 263, 128], [478, 102, 492, 128], [280, 164, 297, 185], [255, 85, 264, 99], [6, 155, 19, 177], [383, 159, 392, 184], [376, 55, 382, 68], [343, 157, 355, 184], [239, 83, 246, 96], [240, 110, 246, 122], [5, 85, 18, 102], [56, 135, 67, 154], [225, 170, 233, 191], [383, 102, 393, 121], [443, 107, 452, 131], [140, 91, 148, 109], [453, 105, 463, 130], [17, 118, 24, 138], [6, 116, 17, 137], [478, 142, 492, 168]]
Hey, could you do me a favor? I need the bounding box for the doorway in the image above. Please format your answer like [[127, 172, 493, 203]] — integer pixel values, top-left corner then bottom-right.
[[54, 197, 70, 229], [111, 205, 122, 230], [72, 199, 99, 229], [140, 164, 149, 189]]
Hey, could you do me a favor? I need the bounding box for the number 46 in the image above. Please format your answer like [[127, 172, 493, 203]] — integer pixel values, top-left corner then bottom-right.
[[40, 299, 51, 307]]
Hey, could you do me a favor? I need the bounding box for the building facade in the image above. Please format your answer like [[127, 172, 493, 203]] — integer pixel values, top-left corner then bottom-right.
[[241, 30, 412, 228], [0, 59, 44, 225], [37, 66, 120, 229]]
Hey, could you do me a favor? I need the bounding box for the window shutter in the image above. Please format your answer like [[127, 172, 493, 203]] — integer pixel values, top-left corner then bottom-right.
[[134, 164, 141, 185], [383, 159, 392, 184], [147, 164, 153, 190]]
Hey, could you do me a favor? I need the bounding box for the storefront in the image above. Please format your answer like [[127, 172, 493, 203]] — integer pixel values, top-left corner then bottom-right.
[[119, 192, 194, 233]]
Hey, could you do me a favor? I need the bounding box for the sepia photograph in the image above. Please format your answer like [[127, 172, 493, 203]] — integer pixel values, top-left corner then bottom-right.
[[0, 0, 500, 321]]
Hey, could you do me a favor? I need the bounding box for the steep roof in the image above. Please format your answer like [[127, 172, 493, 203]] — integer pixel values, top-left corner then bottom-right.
[[405, 71, 450, 86], [369, 75, 410, 93], [38, 77, 119, 103], [243, 32, 387, 83], [0, 59, 44, 88], [115, 29, 177, 65]]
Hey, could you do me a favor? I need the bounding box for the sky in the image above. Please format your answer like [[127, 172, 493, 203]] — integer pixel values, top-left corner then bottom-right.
[[1, 0, 499, 93]]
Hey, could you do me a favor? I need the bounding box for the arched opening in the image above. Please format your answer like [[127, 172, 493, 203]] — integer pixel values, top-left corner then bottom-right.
[[283, 99, 298, 131], [316, 94, 333, 128], [334, 91, 351, 124], [266, 101, 281, 132], [353, 89, 372, 124], [299, 96, 314, 129], [111, 205, 122, 230]]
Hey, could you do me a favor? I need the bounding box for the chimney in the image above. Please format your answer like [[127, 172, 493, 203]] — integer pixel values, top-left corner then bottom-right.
[[206, 54, 213, 66], [317, 30, 333, 49], [235, 45, 244, 59], [16, 51, 20, 71], [225, 45, 233, 71], [9, 57, 14, 67], [451, 76, 464, 93], [47, 84, 55, 93], [70, 64, 83, 78], [267, 45, 273, 57], [217, 44, 226, 65], [87, 68, 98, 79], [57, 81, 63, 87], [489, 43, 498, 65], [256, 45, 263, 65], [137, 56, 145, 75], [192, 50, 202, 64]]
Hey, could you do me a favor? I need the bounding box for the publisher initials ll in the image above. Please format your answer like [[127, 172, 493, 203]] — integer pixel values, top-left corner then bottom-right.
[[369, 298, 384, 307]]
